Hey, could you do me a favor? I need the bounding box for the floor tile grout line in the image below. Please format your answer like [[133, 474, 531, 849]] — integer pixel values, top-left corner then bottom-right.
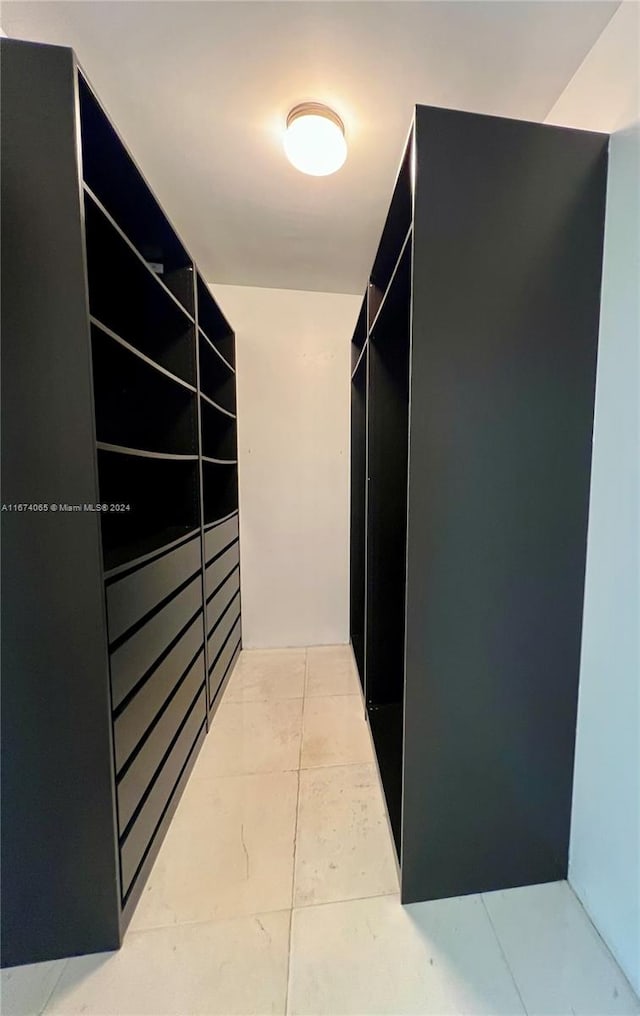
[[223, 695, 304, 704], [305, 690, 365, 700], [299, 649, 309, 767], [480, 894, 530, 1016], [37, 957, 69, 1015], [300, 649, 308, 762], [303, 644, 308, 699], [125, 907, 293, 939], [187, 767, 301, 782], [300, 755, 376, 771], [118, 890, 401, 942], [190, 764, 301, 779], [283, 906, 294, 1016], [223, 691, 361, 706], [293, 889, 400, 912], [224, 692, 360, 703], [285, 649, 307, 1014]]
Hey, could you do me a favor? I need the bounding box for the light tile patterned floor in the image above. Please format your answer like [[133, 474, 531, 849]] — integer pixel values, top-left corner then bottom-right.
[[2, 645, 638, 1015]]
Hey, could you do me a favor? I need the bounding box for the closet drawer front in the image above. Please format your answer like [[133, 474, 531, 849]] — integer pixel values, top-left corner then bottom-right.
[[209, 622, 241, 704], [117, 651, 205, 832], [206, 567, 240, 636], [113, 615, 204, 772], [204, 514, 238, 564], [106, 536, 201, 643], [205, 542, 239, 600], [110, 575, 202, 709], [207, 598, 240, 668], [120, 687, 206, 896]]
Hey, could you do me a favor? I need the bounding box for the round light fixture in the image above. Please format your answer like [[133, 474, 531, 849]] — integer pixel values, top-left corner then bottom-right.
[[284, 103, 347, 176]]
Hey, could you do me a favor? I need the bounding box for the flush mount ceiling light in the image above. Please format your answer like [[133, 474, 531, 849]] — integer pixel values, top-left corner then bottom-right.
[[284, 103, 347, 176]]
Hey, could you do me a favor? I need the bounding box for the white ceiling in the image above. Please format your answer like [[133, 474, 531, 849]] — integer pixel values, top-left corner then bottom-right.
[[2, 1, 619, 294]]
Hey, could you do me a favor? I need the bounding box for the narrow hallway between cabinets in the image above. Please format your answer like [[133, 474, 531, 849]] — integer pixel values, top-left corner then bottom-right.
[[4, 647, 638, 1016]]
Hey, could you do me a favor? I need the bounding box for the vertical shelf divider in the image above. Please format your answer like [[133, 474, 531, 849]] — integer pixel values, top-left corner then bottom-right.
[[193, 263, 211, 729]]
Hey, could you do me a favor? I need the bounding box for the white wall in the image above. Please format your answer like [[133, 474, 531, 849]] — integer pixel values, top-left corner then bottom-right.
[[211, 283, 360, 649], [546, 2, 640, 994]]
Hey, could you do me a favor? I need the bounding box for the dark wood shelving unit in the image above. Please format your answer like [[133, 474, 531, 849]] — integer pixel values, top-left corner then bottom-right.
[[1, 37, 242, 967], [350, 106, 608, 902]]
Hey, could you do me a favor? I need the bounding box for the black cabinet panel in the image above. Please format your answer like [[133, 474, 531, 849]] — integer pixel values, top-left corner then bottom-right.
[[117, 653, 205, 832], [113, 621, 204, 772], [120, 724, 206, 926], [1, 38, 242, 966], [402, 106, 607, 902], [207, 600, 241, 669], [207, 567, 240, 636], [352, 104, 608, 905], [106, 534, 201, 643], [119, 688, 206, 896], [0, 39, 121, 967], [209, 623, 242, 705], [204, 514, 239, 564], [110, 576, 202, 709], [205, 541, 240, 599]]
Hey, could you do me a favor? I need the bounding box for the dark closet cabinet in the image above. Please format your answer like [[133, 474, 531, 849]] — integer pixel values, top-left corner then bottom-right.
[[1, 38, 242, 966], [350, 105, 608, 902]]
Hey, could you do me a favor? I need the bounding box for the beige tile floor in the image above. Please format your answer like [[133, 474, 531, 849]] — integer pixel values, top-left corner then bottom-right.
[[2, 645, 639, 1015]]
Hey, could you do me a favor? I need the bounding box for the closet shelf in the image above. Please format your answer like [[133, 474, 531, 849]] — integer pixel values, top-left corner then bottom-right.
[[198, 327, 235, 374], [199, 331, 237, 414], [368, 126, 413, 315], [103, 527, 201, 581], [369, 226, 412, 336], [91, 318, 197, 395], [200, 391, 236, 419], [196, 272, 235, 369], [84, 185, 196, 326], [96, 442, 199, 462], [102, 524, 199, 576], [201, 455, 237, 466], [204, 510, 238, 532], [351, 340, 368, 380]]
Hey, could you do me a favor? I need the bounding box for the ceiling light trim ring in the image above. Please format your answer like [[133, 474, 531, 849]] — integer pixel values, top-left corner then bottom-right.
[[286, 102, 344, 136]]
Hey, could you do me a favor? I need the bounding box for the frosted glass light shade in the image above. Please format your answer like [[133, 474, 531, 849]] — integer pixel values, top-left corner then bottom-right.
[[284, 103, 347, 176]]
